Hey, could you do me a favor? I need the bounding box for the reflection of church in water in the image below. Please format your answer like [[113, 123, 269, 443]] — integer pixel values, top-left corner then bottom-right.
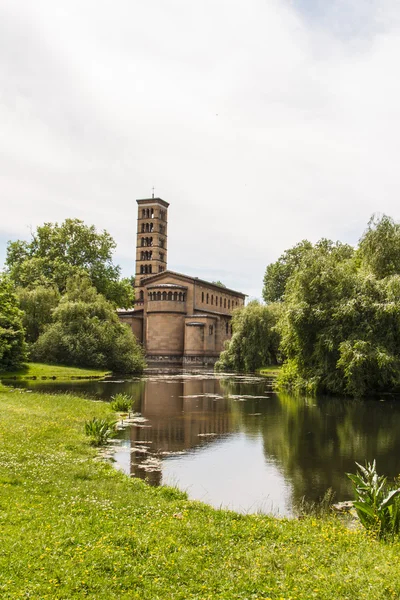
[[129, 376, 233, 485]]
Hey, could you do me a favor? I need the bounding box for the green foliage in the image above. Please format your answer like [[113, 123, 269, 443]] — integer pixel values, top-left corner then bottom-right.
[[31, 275, 145, 373], [5, 219, 134, 307], [275, 231, 400, 396], [84, 416, 117, 446], [0, 275, 27, 371], [212, 280, 226, 287], [110, 393, 132, 412], [215, 301, 281, 372], [359, 214, 400, 279], [347, 461, 400, 539], [16, 285, 60, 343], [263, 240, 313, 303]]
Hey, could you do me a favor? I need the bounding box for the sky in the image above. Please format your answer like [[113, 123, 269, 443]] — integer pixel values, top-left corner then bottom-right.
[[1, 0, 400, 299]]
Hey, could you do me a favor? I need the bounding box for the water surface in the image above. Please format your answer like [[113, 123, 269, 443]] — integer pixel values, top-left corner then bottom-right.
[[5, 369, 400, 516]]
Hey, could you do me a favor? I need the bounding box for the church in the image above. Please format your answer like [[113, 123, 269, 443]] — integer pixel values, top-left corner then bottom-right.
[[118, 196, 246, 364]]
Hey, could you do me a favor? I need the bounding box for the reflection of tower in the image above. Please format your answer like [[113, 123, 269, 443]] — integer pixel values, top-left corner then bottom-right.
[[135, 196, 169, 306], [129, 377, 233, 483]]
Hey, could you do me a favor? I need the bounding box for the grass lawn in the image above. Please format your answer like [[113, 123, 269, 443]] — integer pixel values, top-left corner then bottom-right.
[[258, 365, 281, 378], [1, 389, 400, 599], [0, 362, 111, 380]]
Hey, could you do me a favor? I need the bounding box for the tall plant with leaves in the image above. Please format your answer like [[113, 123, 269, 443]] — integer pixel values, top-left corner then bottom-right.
[[347, 461, 400, 539]]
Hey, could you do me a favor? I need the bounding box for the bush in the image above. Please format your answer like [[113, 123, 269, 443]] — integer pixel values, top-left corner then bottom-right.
[[347, 461, 400, 539], [31, 275, 145, 373], [110, 393, 132, 412], [84, 417, 117, 446]]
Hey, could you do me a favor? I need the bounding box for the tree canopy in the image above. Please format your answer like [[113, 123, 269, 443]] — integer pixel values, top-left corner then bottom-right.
[[277, 215, 400, 396], [215, 301, 281, 372], [6, 219, 134, 308], [31, 275, 144, 373], [263, 240, 313, 303], [0, 276, 27, 371]]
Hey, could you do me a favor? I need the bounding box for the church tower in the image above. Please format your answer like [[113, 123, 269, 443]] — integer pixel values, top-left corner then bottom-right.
[[135, 195, 169, 306]]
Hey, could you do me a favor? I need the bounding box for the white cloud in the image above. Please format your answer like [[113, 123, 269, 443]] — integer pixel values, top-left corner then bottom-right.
[[1, 0, 400, 298]]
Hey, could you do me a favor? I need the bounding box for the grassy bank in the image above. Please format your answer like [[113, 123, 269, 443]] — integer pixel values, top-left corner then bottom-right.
[[0, 362, 111, 380], [1, 390, 400, 599]]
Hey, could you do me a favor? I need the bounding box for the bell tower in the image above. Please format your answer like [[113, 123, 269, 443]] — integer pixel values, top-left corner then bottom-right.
[[135, 195, 169, 307]]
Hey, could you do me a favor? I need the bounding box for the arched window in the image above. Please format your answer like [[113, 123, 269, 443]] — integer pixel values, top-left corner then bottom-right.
[[141, 223, 145, 233], [174, 292, 178, 301], [168, 292, 172, 300], [202, 292, 204, 303], [149, 251, 152, 260], [157, 291, 161, 301], [142, 209, 145, 218], [228, 299, 231, 309], [146, 208, 150, 218], [162, 291, 167, 300], [141, 238, 144, 247], [140, 265, 144, 274], [206, 294, 209, 304], [151, 208, 154, 218], [149, 265, 152, 274], [182, 293, 186, 301], [139, 290, 144, 301], [150, 237, 153, 246], [224, 298, 226, 308], [211, 295, 213, 305], [145, 223, 149, 232], [220, 297, 222, 307], [150, 223, 154, 232]]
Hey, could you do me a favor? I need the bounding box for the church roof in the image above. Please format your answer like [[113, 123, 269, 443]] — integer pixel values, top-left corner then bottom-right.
[[140, 270, 246, 297]]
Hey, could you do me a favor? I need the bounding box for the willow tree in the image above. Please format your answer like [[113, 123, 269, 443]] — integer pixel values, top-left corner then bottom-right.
[[215, 301, 281, 372]]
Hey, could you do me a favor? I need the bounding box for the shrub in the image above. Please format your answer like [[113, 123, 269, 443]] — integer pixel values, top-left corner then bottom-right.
[[347, 461, 400, 539], [110, 393, 132, 412], [84, 417, 117, 446], [31, 275, 145, 373]]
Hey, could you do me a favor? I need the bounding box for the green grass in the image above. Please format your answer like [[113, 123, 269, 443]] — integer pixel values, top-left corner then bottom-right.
[[258, 365, 282, 378], [1, 390, 400, 599], [0, 362, 111, 380]]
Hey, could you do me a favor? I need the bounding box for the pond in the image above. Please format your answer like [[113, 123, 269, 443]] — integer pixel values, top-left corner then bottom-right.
[[5, 369, 400, 517]]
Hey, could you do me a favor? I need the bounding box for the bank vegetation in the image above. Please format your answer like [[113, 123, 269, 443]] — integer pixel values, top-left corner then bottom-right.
[[218, 214, 400, 397]]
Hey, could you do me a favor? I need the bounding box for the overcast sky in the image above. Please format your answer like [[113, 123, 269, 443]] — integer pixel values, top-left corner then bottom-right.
[[1, 0, 400, 299]]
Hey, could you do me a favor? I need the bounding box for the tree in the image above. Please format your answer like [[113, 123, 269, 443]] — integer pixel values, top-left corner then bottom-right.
[[31, 275, 145, 373], [5, 219, 134, 307], [212, 281, 226, 288], [262, 240, 313, 303], [17, 285, 60, 343], [359, 214, 400, 279], [277, 235, 400, 396], [215, 301, 281, 372], [0, 276, 27, 371]]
